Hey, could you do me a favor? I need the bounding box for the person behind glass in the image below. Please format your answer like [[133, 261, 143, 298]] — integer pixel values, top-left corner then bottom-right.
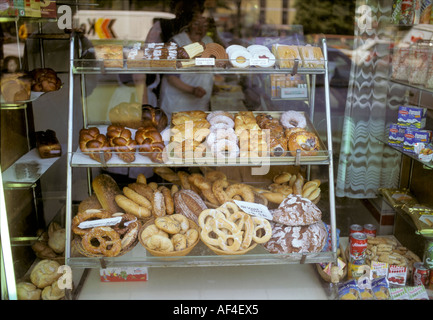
[[135, 0, 205, 106], [159, 11, 213, 120]]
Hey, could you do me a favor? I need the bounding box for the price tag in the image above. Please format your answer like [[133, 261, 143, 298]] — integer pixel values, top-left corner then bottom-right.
[[233, 200, 273, 220], [195, 58, 215, 66], [78, 217, 122, 229], [250, 58, 269, 66]]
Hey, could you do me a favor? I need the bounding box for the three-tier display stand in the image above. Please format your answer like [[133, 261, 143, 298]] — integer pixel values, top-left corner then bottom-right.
[[65, 34, 337, 296]]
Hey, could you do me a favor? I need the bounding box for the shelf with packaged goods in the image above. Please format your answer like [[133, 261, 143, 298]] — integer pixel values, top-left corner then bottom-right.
[[72, 58, 327, 75]]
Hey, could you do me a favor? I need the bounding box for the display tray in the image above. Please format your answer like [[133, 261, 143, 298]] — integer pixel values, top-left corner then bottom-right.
[[71, 111, 329, 167], [0, 86, 63, 109], [68, 240, 336, 268]]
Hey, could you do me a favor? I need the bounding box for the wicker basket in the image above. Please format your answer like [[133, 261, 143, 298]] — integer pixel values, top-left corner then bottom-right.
[[73, 221, 141, 258], [201, 237, 259, 255], [316, 244, 347, 283], [138, 217, 200, 257]]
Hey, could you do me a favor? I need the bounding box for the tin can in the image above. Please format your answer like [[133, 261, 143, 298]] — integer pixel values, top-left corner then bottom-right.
[[350, 232, 368, 263], [423, 239, 433, 270], [349, 224, 363, 236], [412, 262, 430, 286], [363, 224, 377, 237]]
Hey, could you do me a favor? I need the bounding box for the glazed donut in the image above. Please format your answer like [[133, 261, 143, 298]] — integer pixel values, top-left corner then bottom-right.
[[208, 115, 235, 128], [158, 186, 174, 215], [212, 178, 230, 205], [114, 194, 152, 219], [206, 128, 238, 147], [81, 226, 122, 257], [210, 139, 240, 158], [207, 111, 234, 123], [72, 209, 112, 236], [280, 110, 307, 129], [288, 131, 320, 156], [251, 216, 272, 243], [225, 183, 255, 203]]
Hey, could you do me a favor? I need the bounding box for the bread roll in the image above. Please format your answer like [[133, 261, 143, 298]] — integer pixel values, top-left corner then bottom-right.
[[17, 282, 41, 300], [92, 174, 123, 214], [263, 221, 327, 254], [271, 194, 322, 226], [41, 281, 65, 300], [30, 260, 62, 289], [48, 228, 66, 254]]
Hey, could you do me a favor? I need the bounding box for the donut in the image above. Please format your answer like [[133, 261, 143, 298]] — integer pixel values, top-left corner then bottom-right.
[[208, 115, 235, 128], [201, 43, 229, 67], [288, 131, 320, 156], [280, 110, 307, 129], [206, 127, 237, 147], [210, 139, 240, 158], [207, 111, 234, 123], [225, 183, 255, 203]]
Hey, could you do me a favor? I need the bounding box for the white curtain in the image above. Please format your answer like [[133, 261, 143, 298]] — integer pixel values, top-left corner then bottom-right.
[[336, 0, 404, 198]]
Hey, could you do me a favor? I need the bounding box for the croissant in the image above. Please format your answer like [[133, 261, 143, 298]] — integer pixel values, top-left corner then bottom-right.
[[106, 125, 137, 163], [135, 126, 165, 163], [79, 127, 112, 163]]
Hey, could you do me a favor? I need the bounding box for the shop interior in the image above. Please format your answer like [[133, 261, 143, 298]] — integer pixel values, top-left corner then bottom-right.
[[1, 0, 432, 301]]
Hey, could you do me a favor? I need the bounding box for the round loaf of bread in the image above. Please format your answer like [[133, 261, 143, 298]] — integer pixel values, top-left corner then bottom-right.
[[30, 260, 62, 289], [174, 189, 208, 224], [271, 194, 322, 226], [17, 282, 41, 300], [263, 221, 327, 254]]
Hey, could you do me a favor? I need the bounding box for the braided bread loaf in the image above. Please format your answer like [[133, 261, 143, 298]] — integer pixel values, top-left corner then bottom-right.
[[106, 125, 137, 163], [79, 127, 112, 163], [135, 126, 165, 163]]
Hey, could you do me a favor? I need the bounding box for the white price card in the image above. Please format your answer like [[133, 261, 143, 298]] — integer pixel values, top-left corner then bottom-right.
[[195, 58, 215, 66], [78, 217, 122, 229], [250, 58, 269, 66], [233, 200, 273, 220]]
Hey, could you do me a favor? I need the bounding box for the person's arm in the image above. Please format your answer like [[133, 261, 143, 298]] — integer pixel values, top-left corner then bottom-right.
[[166, 75, 206, 98]]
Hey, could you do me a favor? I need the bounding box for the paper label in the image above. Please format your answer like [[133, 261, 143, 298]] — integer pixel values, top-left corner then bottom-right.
[[195, 58, 215, 66], [78, 217, 122, 229], [250, 58, 269, 66], [233, 200, 272, 220]]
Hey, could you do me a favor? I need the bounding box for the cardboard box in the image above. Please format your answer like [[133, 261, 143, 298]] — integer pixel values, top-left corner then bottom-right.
[[100, 266, 149, 282]]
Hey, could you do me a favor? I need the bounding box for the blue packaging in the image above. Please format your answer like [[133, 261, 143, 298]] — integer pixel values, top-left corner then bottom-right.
[[403, 128, 432, 153], [388, 123, 405, 148], [397, 105, 427, 129]]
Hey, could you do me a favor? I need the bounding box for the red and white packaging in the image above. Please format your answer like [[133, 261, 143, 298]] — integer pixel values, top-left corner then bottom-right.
[[387, 265, 408, 286]]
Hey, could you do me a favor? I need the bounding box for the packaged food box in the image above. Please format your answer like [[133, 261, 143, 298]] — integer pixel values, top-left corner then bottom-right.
[[397, 105, 427, 129], [403, 128, 432, 153], [388, 123, 405, 148]]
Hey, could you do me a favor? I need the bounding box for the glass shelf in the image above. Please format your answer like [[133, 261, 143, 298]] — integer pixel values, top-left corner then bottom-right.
[[374, 135, 433, 169], [390, 79, 433, 96], [72, 58, 327, 75], [68, 241, 336, 269]]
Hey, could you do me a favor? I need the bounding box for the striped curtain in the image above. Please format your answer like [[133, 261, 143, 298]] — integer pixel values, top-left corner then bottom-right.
[[336, 0, 404, 198]]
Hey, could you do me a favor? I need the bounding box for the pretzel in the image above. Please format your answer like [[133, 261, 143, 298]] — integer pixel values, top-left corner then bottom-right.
[[111, 212, 138, 235], [225, 183, 255, 203], [198, 209, 228, 229], [229, 211, 254, 249], [209, 218, 243, 252], [251, 216, 272, 243], [212, 179, 230, 205], [81, 226, 121, 257], [72, 209, 112, 236]]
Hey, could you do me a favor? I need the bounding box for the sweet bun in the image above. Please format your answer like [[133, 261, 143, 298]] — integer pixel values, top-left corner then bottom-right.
[[288, 131, 320, 156], [271, 194, 322, 226], [30, 259, 62, 289], [17, 282, 42, 300], [264, 221, 328, 254], [141, 104, 168, 133]]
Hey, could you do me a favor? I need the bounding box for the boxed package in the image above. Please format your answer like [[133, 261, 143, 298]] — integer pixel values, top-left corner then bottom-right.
[[403, 128, 432, 153], [388, 123, 405, 148], [397, 105, 427, 129]]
